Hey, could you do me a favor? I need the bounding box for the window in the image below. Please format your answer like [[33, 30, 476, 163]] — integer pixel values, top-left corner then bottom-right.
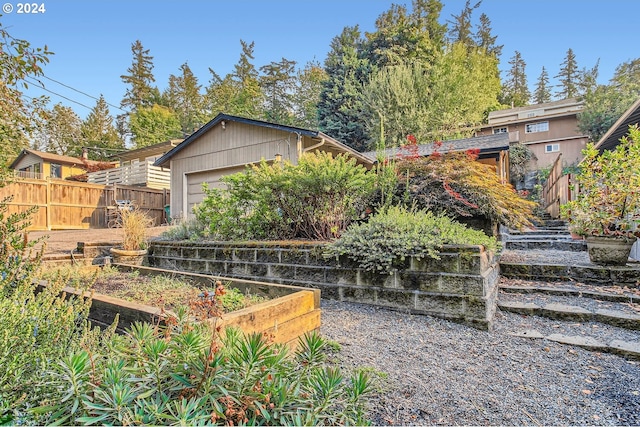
[[525, 121, 549, 133], [50, 163, 62, 178], [493, 127, 507, 134], [545, 144, 560, 153]]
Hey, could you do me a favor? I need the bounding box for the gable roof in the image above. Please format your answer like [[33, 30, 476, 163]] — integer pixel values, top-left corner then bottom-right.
[[9, 148, 104, 170], [593, 96, 640, 153], [154, 113, 373, 167], [112, 139, 183, 162], [361, 133, 510, 162]]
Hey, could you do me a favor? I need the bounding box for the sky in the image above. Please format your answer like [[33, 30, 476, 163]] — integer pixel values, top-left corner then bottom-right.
[[3, 0, 639, 120]]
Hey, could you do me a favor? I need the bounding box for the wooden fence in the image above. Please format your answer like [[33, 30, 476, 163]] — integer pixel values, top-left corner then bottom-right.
[[541, 153, 578, 218], [0, 177, 170, 230]]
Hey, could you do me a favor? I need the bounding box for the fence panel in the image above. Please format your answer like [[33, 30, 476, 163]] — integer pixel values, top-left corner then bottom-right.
[[0, 178, 169, 230]]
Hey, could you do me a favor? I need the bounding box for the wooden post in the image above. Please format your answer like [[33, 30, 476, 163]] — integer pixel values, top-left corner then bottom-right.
[[45, 177, 51, 230]]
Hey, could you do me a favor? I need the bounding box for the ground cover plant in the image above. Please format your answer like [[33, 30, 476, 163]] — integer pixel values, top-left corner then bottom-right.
[[327, 205, 498, 274]]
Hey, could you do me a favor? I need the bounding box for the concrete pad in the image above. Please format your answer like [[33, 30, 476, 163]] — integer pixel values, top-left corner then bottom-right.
[[546, 334, 607, 350]]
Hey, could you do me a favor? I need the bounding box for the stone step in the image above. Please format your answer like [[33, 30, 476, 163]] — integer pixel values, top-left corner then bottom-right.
[[500, 283, 640, 304], [503, 240, 587, 251], [499, 260, 640, 285], [497, 295, 640, 330], [506, 230, 571, 237]]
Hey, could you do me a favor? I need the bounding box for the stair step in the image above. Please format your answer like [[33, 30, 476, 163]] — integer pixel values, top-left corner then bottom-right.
[[500, 283, 640, 304], [504, 240, 587, 251]]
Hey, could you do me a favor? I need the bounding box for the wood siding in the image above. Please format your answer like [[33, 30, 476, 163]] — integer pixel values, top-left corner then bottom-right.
[[0, 178, 170, 230]]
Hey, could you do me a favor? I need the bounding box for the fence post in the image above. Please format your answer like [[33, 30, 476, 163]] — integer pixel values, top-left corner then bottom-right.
[[45, 177, 52, 230]]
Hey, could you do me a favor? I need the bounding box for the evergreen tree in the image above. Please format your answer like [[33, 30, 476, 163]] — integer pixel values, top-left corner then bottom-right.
[[260, 58, 297, 125], [120, 40, 156, 111], [578, 57, 640, 142], [533, 67, 552, 104], [411, 0, 447, 63], [317, 26, 371, 152], [129, 104, 182, 148], [164, 62, 206, 135], [229, 40, 263, 119], [501, 51, 530, 107], [205, 69, 236, 117], [578, 59, 600, 96], [447, 0, 481, 49], [292, 61, 328, 129], [475, 13, 502, 58], [35, 104, 82, 155], [555, 48, 579, 99], [80, 95, 125, 160]]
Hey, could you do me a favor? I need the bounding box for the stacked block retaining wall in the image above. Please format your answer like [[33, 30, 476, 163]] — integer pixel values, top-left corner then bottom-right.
[[148, 241, 499, 330]]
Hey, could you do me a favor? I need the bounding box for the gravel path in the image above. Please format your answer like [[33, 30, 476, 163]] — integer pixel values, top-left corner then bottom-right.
[[320, 299, 640, 426]]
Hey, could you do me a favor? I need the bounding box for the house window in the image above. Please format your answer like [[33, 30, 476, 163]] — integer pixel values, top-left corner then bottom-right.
[[493, 127, 508, 134], [50, 163, 62, 178], [545, 144, 560, 153], [525, 121, 549, 133]]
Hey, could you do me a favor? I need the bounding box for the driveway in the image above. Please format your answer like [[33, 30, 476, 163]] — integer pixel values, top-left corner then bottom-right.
[[27, 226, 170, 255]]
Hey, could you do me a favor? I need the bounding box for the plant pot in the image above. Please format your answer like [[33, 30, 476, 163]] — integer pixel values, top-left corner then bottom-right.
[[570, 232, 584, 241], [585, 235, 637, 266], [110, 247, 147, 266]]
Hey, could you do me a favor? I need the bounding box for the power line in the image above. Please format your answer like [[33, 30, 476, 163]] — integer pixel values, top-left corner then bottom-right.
[[42, 75, 128, 113], [24, 77, 95, 111]]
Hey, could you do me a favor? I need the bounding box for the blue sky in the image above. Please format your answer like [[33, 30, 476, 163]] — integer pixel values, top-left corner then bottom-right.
[[3, 0, 639, 119]]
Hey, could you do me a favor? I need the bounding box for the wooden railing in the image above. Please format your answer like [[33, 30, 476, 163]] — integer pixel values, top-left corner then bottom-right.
[[87, 160, 170, 190], [541, 153, 578, 218]]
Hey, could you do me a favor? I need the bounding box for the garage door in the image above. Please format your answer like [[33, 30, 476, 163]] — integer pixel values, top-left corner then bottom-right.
[[185, 166, 242, 217]]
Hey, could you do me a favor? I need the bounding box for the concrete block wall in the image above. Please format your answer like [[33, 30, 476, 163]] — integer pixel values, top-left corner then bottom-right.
[[148, 241, 499, 330]]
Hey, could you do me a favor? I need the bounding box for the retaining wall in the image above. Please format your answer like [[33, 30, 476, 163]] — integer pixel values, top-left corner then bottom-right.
[[148, 241, 499, 330]]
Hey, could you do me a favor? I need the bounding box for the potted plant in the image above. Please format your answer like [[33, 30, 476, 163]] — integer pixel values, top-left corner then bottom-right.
[[560, 125, 640, 265], [110, 206, 154, 265]]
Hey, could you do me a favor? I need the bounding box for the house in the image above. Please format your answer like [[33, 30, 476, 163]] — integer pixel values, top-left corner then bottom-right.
[[476, 98, 589, 170], [87, 139, 181, 190], [9, 148, 106, 180], [154, 114, 374, 219], [362, 133, 511, 184]]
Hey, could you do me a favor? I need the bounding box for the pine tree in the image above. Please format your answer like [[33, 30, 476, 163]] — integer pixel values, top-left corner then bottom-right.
[[533, 67, 552, 104], [129, 104, 182, 149], [555, 48, 579, 99], [229, 40, 263, 119], [260, 58, 297, 125], [447, 0, 481, 48], [501, 51, 530, 107], [120, 40, 156, 111], [475, 13, 502, 58], [578, 59, 600, 96], [317, 26, 371, 152], [164, 62, 206, 135], [80, 95, 124, 160]]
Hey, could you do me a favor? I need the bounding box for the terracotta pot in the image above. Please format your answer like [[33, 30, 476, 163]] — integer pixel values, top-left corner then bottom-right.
[[110, 247, 147, 266], [585, 235, 637, 266]]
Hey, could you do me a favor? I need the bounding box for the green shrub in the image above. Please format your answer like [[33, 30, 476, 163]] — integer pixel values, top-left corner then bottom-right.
[[36, 318, 373, 426], [326, 205, 498, 274], [159, 216, 208, 241], [195, 152, 378, 241]]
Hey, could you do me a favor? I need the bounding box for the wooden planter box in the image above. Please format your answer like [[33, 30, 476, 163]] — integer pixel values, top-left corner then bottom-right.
[[55, 265, 321, 348]]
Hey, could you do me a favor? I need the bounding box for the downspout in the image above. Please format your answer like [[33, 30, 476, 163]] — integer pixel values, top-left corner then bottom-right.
[[302, 137, 326, 154]]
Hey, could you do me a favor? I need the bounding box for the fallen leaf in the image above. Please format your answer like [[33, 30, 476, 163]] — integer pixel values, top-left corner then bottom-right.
[[582, 389, 592, 395], [585, 379, 594, 384], [632, 391, 639, 396], [593, 415, 600, 420]]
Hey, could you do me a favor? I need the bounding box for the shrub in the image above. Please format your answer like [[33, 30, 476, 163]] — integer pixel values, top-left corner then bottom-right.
[[391, 141, 536, 231], [36, 318, 373, 426], [0, 179, 104, 425], [195, 152, 377, 241], [326, 205, 498, 274]]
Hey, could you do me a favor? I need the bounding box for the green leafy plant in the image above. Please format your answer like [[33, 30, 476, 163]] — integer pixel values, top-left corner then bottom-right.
[[195, 152, 377, 241], [36, 318, 374, 426], [326, 205, 498, 274], [560, 124, 640, 237]]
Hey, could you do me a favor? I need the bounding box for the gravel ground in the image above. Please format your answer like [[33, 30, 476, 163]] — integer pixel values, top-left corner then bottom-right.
[[320, 299, 640, 426]]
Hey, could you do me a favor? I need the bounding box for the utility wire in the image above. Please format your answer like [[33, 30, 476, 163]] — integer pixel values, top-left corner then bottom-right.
[[42, 75, 128, 113], [24, 77, 95, 111]]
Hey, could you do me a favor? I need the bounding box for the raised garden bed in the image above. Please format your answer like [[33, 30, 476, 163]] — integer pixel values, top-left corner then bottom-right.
[[45, 265, 321, 348]]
